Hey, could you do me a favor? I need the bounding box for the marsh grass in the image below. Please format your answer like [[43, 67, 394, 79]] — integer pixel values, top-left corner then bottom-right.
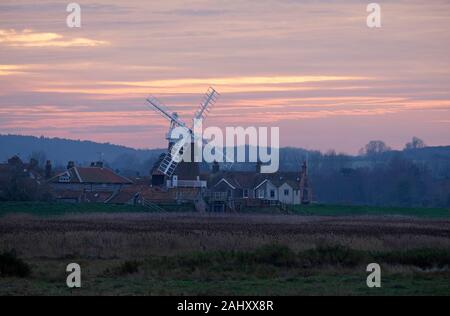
[[0, 202, 449, 218], [375, 249, 450, 269], [0, 250, 31, 278], [0, 212, 449, 295]]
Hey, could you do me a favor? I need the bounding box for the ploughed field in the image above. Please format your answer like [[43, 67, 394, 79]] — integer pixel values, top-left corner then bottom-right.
[[0, 212, 449, 296]]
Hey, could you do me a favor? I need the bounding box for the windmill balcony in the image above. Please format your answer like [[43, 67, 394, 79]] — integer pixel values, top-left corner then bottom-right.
[[167, 179, 207, 189]]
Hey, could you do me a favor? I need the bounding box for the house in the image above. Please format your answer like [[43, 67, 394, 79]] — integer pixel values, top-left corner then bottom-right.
[[278, 181, 301, 205], [48, 161, 133, 203], [106, 187, 140, 205], [49, 161, 133, 192], [206, 161, 311, 211]]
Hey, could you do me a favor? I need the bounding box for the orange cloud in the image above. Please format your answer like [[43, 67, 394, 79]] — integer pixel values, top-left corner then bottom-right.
[[0, 29, 109, 48], [101, 75, 368, 88], [32, 75, 368, 97], [0, 65, 29, 76]]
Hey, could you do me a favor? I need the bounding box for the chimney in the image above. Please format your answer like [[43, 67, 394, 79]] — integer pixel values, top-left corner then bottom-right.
[[212, 160, 220, 174], [67, 161, 75, 170], [95, 161, 104, 168], [45, 160, 52, 179], [300, 161, 311, 205], [302, 160, 307, 176], [29, 158, 38, 169]]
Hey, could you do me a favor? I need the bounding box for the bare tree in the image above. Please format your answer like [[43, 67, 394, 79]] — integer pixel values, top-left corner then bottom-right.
[[360, 140, 391, 156], [405, 137, 426, 150], [29, 151, 47, 168]]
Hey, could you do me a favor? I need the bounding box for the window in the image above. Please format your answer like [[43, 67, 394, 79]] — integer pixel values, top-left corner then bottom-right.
[[171, 175, 178, 188], [284, 189, 289, 196], [58, 173, 71, 183], [258, 190, 265, 199], [228, 189, 233, 197], [270, 190, 275, 198], [243, 189, 249, 198]]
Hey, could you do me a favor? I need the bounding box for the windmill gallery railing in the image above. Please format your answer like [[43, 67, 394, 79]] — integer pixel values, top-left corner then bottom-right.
[[166, 179, 207, 188]]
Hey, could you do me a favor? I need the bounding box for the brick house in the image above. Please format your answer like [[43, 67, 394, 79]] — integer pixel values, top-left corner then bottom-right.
[[48, 162, 133, 203], [207, 162, 311, 211]]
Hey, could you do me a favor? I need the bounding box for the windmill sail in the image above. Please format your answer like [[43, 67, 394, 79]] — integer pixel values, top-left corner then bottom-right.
[[147, 96, 187, 128], [158, 139, 186, 176], [195, 87, 219, 121], [147, 86, 228, 177]]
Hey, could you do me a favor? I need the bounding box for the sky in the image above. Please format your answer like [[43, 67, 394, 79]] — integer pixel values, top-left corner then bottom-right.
[[0, 0, 449, 154]]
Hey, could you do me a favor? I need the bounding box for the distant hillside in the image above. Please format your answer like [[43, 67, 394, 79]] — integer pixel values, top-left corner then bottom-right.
[[0, 134, 165, 175], [0, 135, 315, 173], [1, 134, 449, 207], [1, 134, 450, 177]]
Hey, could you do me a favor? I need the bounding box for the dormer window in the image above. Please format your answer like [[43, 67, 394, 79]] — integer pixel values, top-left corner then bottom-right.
[[58, 172, 71, 183]]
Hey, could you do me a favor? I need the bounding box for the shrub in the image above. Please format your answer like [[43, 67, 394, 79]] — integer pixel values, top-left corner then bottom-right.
[[300, 245, 366, 268], [116, 260, 141, 275], [0, 250, 31, 278], [375, 249, 450, 269], [252, 245, 298, 267]]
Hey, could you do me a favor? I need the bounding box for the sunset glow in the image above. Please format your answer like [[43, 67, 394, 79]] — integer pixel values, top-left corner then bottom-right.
[[1, 0, 449, 153]]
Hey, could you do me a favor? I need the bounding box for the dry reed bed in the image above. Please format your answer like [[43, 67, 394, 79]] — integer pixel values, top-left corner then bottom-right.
[[1, 213, 449, 259]]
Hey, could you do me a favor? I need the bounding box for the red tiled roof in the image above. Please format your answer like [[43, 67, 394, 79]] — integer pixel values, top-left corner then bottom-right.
[[77, 167, 132, 184], [140, 187, 176, 202], [54, 190, 83, 199], [209, 171, 300, 190], [49, 167, 133, 185], [107, 190, 138, 204], [83, 191, 114, 203]]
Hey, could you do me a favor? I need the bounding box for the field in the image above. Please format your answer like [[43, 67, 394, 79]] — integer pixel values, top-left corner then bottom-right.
[[0, 202, 449, 296], [1, 202, 449, 218]]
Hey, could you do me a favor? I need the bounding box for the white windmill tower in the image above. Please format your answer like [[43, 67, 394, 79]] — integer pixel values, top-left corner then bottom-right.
[[146, 87, 228, 185]]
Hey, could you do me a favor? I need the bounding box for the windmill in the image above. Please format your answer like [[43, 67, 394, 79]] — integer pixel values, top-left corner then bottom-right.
[[147, 87, 229, 178]]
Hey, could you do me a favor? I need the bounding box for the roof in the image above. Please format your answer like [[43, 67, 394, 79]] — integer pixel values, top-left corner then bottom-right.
[[140, 187, 177, 202], [106, 190, 138, 204], [54, 190, 83, 200], [49, 167, 133, 185], [208, 171, 264, 189], [214, 178, 237, 190], [106, 185, 146, 204], [209, 170, 300, 190], [83, 191, 114, 203]]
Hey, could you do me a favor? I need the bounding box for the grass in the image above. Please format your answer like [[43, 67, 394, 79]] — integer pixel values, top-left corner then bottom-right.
[[0, 201, 449, 218], [150, 246, 450, 275], [292, 204, 450, 218], [2, 273, 450, 296], [376, 249, 450, 269], [1, 245, 449, 296], [0, 201, 195, 217], [0, 250, 31, 278], [0, 209, 448, 295]]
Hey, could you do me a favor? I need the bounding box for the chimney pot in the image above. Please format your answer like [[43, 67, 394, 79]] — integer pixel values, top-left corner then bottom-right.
[[67, 161, 75, 170]]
